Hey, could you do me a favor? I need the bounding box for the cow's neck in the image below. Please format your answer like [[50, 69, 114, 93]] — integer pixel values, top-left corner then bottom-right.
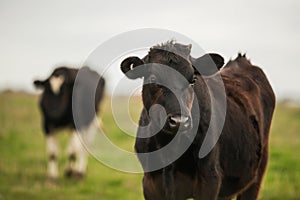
[[191, 75, 213, 145]]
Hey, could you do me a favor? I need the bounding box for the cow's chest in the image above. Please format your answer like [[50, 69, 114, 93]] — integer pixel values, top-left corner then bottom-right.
[[144, 168, 197, 199]]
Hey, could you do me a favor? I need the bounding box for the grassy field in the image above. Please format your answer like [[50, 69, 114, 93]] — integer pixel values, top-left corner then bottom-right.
[[0, 92, 299, 200]]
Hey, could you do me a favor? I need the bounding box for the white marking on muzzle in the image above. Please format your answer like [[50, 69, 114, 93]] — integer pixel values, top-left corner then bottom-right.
[[50, 75, 65, 94]]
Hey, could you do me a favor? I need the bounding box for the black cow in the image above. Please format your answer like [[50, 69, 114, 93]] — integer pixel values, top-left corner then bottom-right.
[[120, 41, 275, 200], [34, 66, 105, 180]]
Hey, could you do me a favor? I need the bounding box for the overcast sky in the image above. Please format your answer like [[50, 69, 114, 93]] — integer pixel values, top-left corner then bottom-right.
[[0, 0, 299, 99]]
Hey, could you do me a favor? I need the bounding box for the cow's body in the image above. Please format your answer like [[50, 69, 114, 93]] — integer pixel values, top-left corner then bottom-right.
[[121, 42, 275, 200], [34, 66, 105, 180]]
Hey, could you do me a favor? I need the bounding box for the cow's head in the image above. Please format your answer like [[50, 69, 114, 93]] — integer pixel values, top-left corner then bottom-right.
[[121, 42, 224, 135], [33, 67, 77, 95]]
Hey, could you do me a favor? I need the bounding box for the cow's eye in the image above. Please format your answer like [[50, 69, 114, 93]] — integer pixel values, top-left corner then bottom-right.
[[149, 75, 157, 84], [189, 77, 197, 87]]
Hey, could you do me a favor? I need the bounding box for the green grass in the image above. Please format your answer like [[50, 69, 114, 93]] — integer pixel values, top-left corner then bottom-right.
[[0, 92, 143, 200], [0, 92, 300, 199], [260, 104, 300, 200]]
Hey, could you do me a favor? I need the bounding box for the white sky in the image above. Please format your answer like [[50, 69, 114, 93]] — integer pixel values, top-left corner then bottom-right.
[[0, 0, 299, 98]]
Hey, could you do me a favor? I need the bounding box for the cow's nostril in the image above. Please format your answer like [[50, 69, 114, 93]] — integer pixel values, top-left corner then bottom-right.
[[169, 116, 178, 128], [168, 115, 191, 131]]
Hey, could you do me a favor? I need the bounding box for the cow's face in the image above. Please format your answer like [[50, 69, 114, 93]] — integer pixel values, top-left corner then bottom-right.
[[34, 67, 77, 95], [121, 42, 224, 135]]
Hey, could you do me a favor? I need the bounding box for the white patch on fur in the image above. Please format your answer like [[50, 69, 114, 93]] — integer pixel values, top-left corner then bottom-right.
[[66, 131, 80, 156], [81, 116, 100, 144], [78, 117, 100, 173], [46, 136, 59, 178], [49, 75, 64, 94], [46, 135, 59, 157], [48, 160, 58, 179], [65, 117, 100, 174], [67, 131, 88, 174], [76, 143, 88, 174]]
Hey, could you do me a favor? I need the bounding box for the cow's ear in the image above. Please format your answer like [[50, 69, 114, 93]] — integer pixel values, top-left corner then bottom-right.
[[192, 53, 224, 76], [121, 56, 145, 79], [33, 80, 46, 89]]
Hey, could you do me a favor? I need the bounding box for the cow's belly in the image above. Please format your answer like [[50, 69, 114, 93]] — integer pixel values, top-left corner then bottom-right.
[[218, 131, 262, 197]]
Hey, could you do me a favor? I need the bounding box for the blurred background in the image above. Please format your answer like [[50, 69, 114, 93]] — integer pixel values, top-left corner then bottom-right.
[[0, 0, 299, 199], [1, 0, 299, 99]]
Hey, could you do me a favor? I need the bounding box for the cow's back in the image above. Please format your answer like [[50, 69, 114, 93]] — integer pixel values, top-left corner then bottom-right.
[[72, 67, 105, 129], [221, 56, 275, 140]]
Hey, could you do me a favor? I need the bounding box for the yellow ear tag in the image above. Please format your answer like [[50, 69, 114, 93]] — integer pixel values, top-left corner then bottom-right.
[[130, 63, 134, 70]]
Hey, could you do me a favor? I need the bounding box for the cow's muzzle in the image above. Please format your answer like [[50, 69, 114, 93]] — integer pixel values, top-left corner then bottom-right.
[[165, 114, 192, 133]]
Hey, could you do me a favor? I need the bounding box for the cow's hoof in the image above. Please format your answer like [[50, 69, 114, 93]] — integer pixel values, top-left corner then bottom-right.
[[64, 168, 74, 178], [64, 169, 85, 180], [73, 171, 84, 179], [73, 171, 85, 180]]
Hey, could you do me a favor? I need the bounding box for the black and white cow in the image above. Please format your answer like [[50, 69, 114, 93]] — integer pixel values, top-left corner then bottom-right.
[[34, 66, 105, 180]]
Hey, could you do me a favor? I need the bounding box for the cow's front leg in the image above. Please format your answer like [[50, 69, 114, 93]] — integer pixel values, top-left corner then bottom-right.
[[46, 135, 59, 181], [72, 117, 100, 178], [65, 131, 77, 177], [143, 174, 166, 200], [74, 136, 88, 178], [194, 165, 221, 200], [65, 131, 87, 179]]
